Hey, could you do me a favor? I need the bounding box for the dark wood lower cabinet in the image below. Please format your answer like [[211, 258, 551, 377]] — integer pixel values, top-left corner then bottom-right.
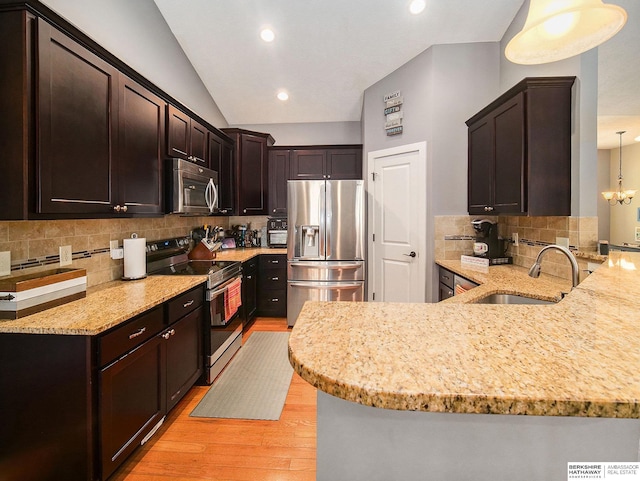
[[100, 334, 165, 480], [165, 306, 203, 412], [0, 286, 204, 481], [257, 254, 287, 317], [242, 258, 258, 328]]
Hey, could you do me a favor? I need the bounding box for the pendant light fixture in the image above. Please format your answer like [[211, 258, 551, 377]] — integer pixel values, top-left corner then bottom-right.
[[602, 131, 636, 206], [505, 0, 627, 65]]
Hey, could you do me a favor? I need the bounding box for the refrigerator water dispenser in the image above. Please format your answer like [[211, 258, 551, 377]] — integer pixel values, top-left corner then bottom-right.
[[300, 225, 319, 257]]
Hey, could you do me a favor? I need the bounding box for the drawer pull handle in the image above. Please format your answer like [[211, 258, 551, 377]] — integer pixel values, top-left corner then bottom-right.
[[129, 327, 146, 340], [183, 299, 194, 308], [271, 276, 279, 281], [271, 298, 279, 302], [162, 332, 171, 340], [271, 260, 279, 264]]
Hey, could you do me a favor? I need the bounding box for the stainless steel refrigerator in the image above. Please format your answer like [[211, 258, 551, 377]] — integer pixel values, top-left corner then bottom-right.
[[287, 179, 365, 327]]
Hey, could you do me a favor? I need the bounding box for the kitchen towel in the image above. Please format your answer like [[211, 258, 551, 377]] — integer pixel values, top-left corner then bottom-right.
[[123, 235, 146, 280], [224, 277, 242, 320]]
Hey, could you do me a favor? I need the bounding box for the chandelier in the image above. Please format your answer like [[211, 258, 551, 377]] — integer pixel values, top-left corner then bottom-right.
[[602, 131, 636, 205]]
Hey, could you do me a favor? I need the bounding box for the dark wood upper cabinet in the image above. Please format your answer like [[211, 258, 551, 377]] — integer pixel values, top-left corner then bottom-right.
[[268, 149, 289, 216], [466, 76, 575, 216], [326, 148, 363, 179], [208, 131, 235, 214], [166, 105, 208, 166], [223, 128, 275, 216], [289, 146, 363, 180], [290, 149, 326, 179], [117, 76, 165, 215], [37, 18, 118, 215]]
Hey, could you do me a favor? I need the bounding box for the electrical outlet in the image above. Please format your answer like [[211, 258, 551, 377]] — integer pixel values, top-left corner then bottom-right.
[[110, 240, 119, 250], [0, 251, 11, 277], [512, 233, 519, 246], [59, 245, 72, 266], [556, 236, 570, 248]]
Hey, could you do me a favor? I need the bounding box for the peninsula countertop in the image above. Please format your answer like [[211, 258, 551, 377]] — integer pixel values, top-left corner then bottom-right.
[[288, 252, 640, 418], [0, 247, 287, 336]]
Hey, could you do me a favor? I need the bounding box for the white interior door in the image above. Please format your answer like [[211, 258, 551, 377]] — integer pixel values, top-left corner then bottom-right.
[[367, 142, 426, 302]]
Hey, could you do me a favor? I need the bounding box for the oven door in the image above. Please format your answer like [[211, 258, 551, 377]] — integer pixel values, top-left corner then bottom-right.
[[205, 276, 242, 326]]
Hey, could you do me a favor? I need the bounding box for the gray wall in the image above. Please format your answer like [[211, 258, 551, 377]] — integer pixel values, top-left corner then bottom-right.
[[597, 149, 611, 241], [231, 122, 362, 145], [40, 0, 228, 128], [499, 0, 599, 218], [362, 42, 500, 302]]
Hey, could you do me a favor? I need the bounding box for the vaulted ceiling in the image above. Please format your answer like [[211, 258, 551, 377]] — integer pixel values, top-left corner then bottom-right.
[[154, 0, 638, 149]]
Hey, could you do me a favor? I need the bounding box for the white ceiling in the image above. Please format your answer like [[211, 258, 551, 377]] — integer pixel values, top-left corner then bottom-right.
[[153, 0, 639, 150]]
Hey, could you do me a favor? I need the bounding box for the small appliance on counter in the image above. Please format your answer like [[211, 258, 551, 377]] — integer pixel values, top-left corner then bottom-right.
[[188, 225, 223, 260], [471, 219, 512, 265], [229, 224, 261, 248], [267, 217, 288, 248]]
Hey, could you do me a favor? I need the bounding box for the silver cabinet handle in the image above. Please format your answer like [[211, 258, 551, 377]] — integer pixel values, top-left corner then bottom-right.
[[271, 298, 279, 302], [128, 327, 147, 339], [162, 332, 171, 340], [271, 276, 279, 281], [121, 205, 127, 212], [183, 299, 194, 308]]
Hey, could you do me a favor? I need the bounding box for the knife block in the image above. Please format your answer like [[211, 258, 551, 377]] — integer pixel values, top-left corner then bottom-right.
[[187, 241, 216, 260]]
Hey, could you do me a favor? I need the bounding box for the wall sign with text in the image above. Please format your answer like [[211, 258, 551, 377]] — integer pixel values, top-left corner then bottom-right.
[[384, 90, 403, 136]]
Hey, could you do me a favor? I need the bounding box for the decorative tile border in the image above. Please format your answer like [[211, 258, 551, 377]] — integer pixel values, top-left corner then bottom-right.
[[10, 247, 110, 272]]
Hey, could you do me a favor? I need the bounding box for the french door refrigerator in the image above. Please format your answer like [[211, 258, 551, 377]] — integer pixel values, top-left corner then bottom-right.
[[287, 179, 365, 327]]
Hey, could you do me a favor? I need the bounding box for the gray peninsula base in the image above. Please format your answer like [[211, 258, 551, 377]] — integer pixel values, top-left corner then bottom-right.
[[317, 391, 640, 481]]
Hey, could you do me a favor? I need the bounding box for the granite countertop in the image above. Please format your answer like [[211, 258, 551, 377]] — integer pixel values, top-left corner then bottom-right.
[[0, 248, 287, 336], [288, 252, 640, 418]]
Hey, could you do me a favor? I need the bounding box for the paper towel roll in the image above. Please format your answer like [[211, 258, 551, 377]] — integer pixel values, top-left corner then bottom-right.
[[123, 235, 146, 280]]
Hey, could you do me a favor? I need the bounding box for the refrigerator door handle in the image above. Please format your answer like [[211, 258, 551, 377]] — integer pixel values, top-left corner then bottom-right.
[[320, 182, 327, 258], [289, 261, 362, 270], [288, 281, 363, 289]]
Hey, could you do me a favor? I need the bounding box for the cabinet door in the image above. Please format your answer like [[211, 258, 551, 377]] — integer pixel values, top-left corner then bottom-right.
[[326, 148, 362, 179], [268, 150, 289, 215], [37, 19, 118, 215], [492, 94, 524, 214], [210, 133, 235, 214], [100, 335, 165, 480], [165, 306, 203, 412], [290, 149, 326, 179], [117, 75, 165, 215], [242, 259, 258, 326], [167, 105, 190, 160], [467, 116, 494, 215], [190, 119, 208, 165], [238, 134, 268, 215]]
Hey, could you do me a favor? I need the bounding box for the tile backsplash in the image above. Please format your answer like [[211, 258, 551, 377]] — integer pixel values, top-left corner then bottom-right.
[[435, 215, 600, 283], [0, 215, 233, 286]]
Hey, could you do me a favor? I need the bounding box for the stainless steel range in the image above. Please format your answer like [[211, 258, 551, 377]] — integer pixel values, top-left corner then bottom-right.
[[146, 237, 243, 384]]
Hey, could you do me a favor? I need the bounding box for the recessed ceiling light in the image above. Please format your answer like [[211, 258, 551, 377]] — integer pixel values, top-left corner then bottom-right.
[[260, 28, 275, 42], [409, 0, 426, 15], [277, 91, 289, 101], [635, 135, 640, 142]]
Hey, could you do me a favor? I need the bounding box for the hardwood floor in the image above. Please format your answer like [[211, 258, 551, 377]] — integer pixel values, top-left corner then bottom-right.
[[111, 318, 317, 481]]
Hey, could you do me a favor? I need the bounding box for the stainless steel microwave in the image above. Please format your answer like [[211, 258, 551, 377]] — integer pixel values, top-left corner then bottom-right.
[[168, 158, 219, 215]]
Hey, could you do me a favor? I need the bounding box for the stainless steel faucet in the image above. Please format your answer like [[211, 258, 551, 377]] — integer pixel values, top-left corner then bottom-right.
[[528, 244, 579, 288]]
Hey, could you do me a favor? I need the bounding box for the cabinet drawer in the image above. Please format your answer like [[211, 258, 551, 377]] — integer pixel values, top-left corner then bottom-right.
[[257, 292, 287, 316], [439, 268, 454, 290], [99, 306, 164, 367], [259, 254, 285, 269], [260, 272, 287, 291], [166, 285, 204, 324]]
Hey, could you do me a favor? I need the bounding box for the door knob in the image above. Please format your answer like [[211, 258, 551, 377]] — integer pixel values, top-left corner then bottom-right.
[[404, 251, 416, 258]]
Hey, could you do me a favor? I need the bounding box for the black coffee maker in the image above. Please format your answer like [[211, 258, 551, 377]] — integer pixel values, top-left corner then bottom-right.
[[471, 219, 503, 258]]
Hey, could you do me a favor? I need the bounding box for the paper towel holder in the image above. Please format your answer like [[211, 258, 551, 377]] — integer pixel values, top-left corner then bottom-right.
[[122, 233, 148, 281]]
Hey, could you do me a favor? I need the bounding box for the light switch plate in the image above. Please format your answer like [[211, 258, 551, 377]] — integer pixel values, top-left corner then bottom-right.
[[0, 251, 11, 277], [635, 227, 640, 243]]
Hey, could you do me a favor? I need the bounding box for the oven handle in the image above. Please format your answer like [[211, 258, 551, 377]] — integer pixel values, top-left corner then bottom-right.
[[206, 275, 242, 301]]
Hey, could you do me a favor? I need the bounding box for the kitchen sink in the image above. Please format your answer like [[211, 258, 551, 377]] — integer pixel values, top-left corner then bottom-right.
[[474, 293, 557, 305]]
